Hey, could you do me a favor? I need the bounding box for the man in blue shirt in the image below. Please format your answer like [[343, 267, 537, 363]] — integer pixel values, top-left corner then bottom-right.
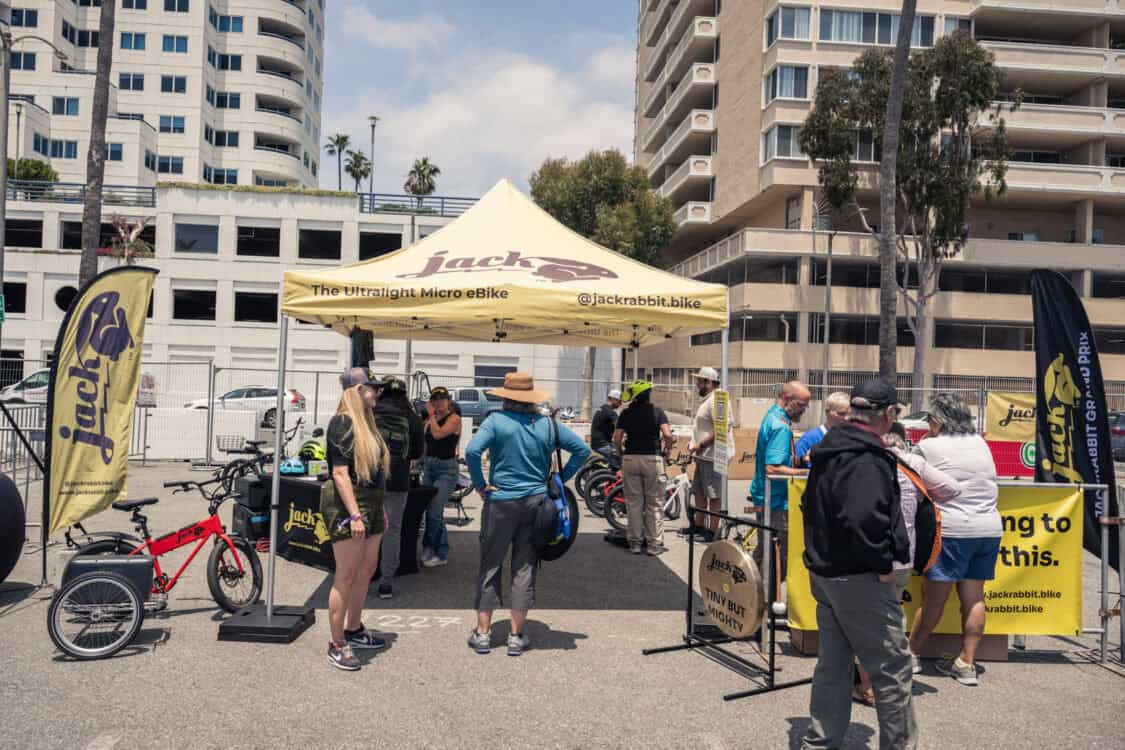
[[465, 372, 589, 656], [794, 391, 851, 467], [749, 380, 811, 581]]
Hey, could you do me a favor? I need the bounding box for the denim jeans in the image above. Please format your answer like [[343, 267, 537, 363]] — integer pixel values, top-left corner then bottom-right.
[[422, 457, 457, 560]]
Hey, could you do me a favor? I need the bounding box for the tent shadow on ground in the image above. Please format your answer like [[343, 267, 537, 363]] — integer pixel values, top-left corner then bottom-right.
[[299, 527, 690, 612]]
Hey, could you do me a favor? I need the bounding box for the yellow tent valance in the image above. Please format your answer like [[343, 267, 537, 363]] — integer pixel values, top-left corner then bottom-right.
[[282, 180, 728, 347]]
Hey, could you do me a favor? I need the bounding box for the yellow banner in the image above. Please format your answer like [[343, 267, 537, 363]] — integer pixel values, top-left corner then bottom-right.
[[46, 267, 157, 534], [986, 391, 1037, 442], [787, 480, 1083, 635], [713, 390, 730, 474]]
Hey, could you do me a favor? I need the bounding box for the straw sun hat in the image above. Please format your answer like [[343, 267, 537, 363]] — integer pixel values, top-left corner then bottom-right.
[[486, 372, 551, 404]]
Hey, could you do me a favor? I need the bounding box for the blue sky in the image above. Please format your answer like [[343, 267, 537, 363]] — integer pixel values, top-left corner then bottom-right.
[[320, 1, 638, 196]]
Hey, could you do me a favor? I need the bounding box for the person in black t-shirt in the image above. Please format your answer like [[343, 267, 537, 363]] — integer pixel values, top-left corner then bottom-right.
[[590, 389, 622, 467], [613, 381, 675, 555]]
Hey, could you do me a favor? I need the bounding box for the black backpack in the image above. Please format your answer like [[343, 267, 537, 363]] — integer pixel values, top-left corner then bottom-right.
[[531, 419, 579, 562], [894, 456, 943, 574], [373, 409, 412, 466]]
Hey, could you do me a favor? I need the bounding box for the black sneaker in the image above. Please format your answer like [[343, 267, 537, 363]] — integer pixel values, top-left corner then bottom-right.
[[377, 583, 393, 600], [344, 625, 387, 651], [327, 642, 360, 671]]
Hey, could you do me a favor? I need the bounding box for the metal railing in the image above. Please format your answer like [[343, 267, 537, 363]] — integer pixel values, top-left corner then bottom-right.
[[255, 105, 301, 122], [257, 68, 301, 84], [358, 193, 478, 217], [254, 144, 300, 159], [5, 181, 157, 207], [258, 30, 305, 49]]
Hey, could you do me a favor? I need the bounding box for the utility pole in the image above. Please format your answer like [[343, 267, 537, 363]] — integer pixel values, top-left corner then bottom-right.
[[367, 115, 379, 194]]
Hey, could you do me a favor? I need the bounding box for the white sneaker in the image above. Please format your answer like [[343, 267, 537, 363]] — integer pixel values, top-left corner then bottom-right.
[[911, 652, 922, 675], [420, 548, 434, 564], [422, 556, 448, 568]]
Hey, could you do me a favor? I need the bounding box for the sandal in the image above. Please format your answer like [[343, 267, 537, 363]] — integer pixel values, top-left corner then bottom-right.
[[851, 687, 875, 706]]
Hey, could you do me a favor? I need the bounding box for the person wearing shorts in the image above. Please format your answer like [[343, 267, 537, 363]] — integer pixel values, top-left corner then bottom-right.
[[320, 368, 392, 671], [908, 393, 1002, 687], [688, 367, 725, 536]]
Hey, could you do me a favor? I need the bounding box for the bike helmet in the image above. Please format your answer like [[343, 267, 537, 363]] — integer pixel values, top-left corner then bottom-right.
[[279, 457, 307, 476], [621, 379, 654, 403], [298, 439, 326, 462]]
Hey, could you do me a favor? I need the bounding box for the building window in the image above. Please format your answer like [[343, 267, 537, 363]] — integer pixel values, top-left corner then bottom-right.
[[849, 130, 880, 162], [119, 72, 145, 91], [10, 52, 36, 71], [934, 320, 1034, 351], [172, 289, 217, 321], [1106, 154, 1125, 169], [76, 29, 100, 48], [61, 221, 148, 250], [162, 34, 189, 53], [122, 0, 148, 8], [234, 292, 278, 323], [809, 314, 915, 346], [474, 364, 517, 388], [940, 267, 1030, 294], [105, 143, 124, 161], [1092, 273, 1125, 299], [161, 75, 187, 93], [237, 226, 281, 256], [765, 7, 810, 46], [3, 283, 28, 315], [820, 10, 935, 47], [207, 46, 242, 70], [298, 229, 341, 260], [206, 168, 238, 185], [254, 177, 289, 187], [175, 223, 219, 253], [4, 220, 43, 248], [210, 129, 239, 147], [11, 9, 39, 27], [50, 140, 79, 159], [359, 232, 401, 261], [209, 7, 243, 32], [164, 0, 189, 11], [696, 256, 801, 286], [144, 150, 157, 171], [209, 89, 240, 109], [763, 65, 808, 104], [159, 115, 186, 133], [76, 0, 102, 5], [762, 124, 804, 162], [157, 156, 184, 174], [944, 17, 972, 36], [52, 97, 80, 116], [33, 132, 49, 156], [121, 32, 146, 50], [1010, 150, 1060, 164]]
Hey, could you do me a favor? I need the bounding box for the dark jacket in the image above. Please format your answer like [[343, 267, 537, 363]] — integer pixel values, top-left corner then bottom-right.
[[372, 398, 425, 492], [590, 404, 617, 449], [801, 422, 910, 577]]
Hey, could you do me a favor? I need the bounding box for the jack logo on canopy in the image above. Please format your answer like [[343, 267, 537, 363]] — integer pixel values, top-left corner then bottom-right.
[[399, 250, 618, 283]]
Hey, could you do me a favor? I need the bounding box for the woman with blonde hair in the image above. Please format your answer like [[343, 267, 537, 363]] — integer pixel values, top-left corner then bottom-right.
[[321, 368, 391, 671]]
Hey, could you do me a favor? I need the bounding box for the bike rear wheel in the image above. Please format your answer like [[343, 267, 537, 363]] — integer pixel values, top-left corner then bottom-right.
[[664, 485, 681, 521], [604, 486, 628, 531], [574, 459, 609, 500], [48, 571, 144, 660], [207, 535, 263, 613], [583, 470, 617, 516]]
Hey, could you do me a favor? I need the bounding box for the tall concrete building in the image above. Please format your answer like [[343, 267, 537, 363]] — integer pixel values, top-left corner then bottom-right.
[[634, 1, 1125, 405], [4, 0, 324, 187]]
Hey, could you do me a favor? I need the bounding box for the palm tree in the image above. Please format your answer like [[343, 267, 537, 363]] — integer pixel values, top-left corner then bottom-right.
[[78, 0, 119, 286], [344, 150, 372, 193], [367, 116, 380, 193], [324, 134, 351, 191], [403, 157, 442, 208]]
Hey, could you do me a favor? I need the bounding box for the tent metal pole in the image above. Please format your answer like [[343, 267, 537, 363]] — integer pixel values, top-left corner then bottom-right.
[[720, 296, 730, 515], [266, 315, 289, 621], [633, 349, 639, 381]]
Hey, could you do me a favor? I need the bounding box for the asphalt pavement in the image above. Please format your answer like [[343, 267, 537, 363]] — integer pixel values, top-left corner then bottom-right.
[[1, 462, 1122, 750]]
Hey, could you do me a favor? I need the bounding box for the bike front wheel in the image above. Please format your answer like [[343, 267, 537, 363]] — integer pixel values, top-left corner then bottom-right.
[[664, 486, 682, 521], [604, 486, 628, 532], [207, 536, 263, 613], [583, 470, 617, 516], [48, 571, 144, 660]]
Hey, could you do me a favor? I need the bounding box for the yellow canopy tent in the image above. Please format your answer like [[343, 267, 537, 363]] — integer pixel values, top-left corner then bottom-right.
[[282, 179, 729, 346], [258, 180, 731, 621]]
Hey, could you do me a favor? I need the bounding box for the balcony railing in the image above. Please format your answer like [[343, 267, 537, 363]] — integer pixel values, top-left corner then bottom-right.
[[5, 181, 156, 207], [256, 106, 302, 122], [255, 144, 300, 159], [258, 30, 305, 50], [358, 193, 478, 217]]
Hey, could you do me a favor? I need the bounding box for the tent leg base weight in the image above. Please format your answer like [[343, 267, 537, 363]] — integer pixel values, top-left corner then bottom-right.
[[217, 605, 315, 644]]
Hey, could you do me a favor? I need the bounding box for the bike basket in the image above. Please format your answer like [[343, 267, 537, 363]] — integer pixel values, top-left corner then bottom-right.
[[217, 435, 250, 454]]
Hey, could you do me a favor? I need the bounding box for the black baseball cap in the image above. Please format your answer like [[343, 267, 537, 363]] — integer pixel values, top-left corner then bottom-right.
[[380, 375, 407, 393], [429, 386, 451, 401], [850, 379, 898, 409], [340, 367, 378, 389]]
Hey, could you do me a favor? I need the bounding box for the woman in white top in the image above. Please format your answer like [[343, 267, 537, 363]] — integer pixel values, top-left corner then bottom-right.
[[908, 393, 1001, 687]]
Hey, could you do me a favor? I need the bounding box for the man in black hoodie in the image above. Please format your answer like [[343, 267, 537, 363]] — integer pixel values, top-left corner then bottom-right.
[[800, 380, 916, 750], [372, 376, 425, 600]]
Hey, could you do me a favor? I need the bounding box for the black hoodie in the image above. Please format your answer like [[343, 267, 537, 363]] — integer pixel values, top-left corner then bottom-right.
[[801, 422, 910, 577]]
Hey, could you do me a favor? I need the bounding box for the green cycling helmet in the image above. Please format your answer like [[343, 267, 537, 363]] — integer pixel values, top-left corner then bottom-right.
[[298, 440, 326, 462], [621, 380, 653, 403]]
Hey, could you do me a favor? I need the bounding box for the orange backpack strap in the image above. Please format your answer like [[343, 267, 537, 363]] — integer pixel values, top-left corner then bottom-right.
[[892, 453, 943, 573], [894, 459, 931, 501]]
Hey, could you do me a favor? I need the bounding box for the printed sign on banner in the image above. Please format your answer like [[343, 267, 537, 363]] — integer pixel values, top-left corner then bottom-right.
[[986, 391, 1037, 443], [713, 390, 730, 476], [787, 480, 1084, 635]]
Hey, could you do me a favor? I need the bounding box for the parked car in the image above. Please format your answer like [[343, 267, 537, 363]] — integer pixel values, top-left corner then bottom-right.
[[1111, 411, 1125, 462], [0, 369, 50, 405], [453, 387, 504, 425], [185, 387, 306, 427]]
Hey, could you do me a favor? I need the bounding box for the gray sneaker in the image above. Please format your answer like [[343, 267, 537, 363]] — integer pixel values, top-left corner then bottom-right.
[[467, 629, 492, 654], [327, 642, 360, 671], [629, 543, 643, 555], [507, 632, 531, 656], [936, 656, 979, 686], [911, 653, 922, 675], [645, 543, 668, 556]]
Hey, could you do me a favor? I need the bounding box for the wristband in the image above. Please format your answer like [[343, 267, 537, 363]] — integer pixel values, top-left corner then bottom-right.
[[337, 513, 361, 530]]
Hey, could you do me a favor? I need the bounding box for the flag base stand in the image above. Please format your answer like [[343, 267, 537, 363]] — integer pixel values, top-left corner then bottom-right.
[[218, 605, 315, 644]]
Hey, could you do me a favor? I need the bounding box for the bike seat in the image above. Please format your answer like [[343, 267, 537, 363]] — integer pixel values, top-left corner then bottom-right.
[[112, 497, 160, 512], [245, 440, 267, 448]]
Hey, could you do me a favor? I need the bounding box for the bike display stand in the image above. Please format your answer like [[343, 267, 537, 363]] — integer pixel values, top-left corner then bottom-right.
[[642, 506, 812, 701], [218, 604, 315, 644]]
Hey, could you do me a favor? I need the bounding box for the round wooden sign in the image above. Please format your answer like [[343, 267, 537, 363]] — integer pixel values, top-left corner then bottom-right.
[[697, 538, 765, 638]]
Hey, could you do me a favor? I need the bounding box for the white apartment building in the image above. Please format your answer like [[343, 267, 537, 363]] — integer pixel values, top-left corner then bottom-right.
[[4, 0, 324, 187], [634, 0, 1125, 403]]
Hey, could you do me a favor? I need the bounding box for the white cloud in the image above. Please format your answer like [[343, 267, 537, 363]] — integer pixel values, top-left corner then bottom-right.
[[339, 4, 456, 52], [322, 10, 636, 197]]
